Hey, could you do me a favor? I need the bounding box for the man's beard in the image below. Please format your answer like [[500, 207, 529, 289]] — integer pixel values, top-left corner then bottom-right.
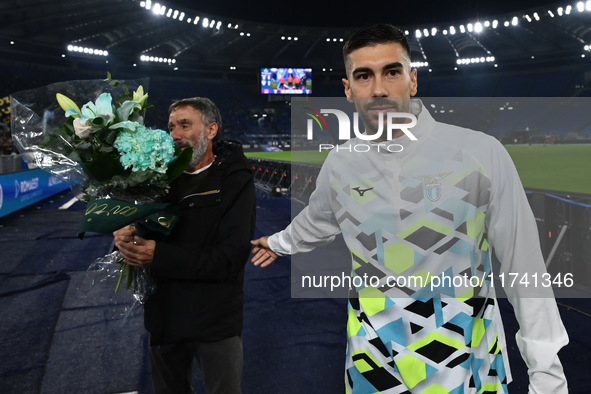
[[355, 97, 411, 138], [175, 130, 209, 170]]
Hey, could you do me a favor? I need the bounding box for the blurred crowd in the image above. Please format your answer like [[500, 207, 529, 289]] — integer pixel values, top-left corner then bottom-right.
[[1, 122, 18, 155]]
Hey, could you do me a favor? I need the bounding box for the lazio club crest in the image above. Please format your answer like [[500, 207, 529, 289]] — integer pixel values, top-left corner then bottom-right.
[[415, 172, 452, 202], [425, 183, 442, 202]]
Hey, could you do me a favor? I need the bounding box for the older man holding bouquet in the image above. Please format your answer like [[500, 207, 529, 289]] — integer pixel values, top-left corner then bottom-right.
[[114, 97, 256, 394]]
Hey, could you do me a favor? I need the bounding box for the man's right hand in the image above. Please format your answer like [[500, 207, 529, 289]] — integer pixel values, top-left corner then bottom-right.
[[113, 225, 136, 244], [250, 236, 279, 267]]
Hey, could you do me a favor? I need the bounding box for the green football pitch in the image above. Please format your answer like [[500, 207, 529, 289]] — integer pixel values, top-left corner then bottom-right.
[[245, 144, 591, 195]]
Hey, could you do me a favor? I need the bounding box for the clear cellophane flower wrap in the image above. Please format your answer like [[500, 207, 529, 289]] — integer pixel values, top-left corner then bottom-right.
[[10, 75, 192, 309]]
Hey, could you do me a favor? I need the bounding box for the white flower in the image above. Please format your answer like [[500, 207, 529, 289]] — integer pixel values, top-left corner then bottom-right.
[[73, 117, 95, 139]]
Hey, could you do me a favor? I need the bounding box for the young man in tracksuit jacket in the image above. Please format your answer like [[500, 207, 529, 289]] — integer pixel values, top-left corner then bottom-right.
[[251, 24, 568, 393]]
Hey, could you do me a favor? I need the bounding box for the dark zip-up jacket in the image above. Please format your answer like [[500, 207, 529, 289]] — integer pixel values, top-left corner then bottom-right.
[[146, 140, 256, 345]]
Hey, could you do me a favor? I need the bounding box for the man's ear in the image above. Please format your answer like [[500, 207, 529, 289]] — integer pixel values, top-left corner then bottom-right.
[[206, 122, 218, 140], [342, 78, 353, 103], [410, 68, 418, 97]]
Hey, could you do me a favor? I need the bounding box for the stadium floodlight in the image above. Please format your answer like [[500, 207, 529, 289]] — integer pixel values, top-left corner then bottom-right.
[[456, 56, 495, 66], [548, 10, 555, 17], [141, 55, 176, 64], [67, 45, 108, 57], [423, 28, 429, 37], [533, 12, 540, 20], [577, 1, 584, 12], [492, 20, 498, 28], [467, 23, 474, 32], [459, 25, 466, 33], [511, 16, 519, 26], [566, 5, 572, 14], [475, 22, 483, 33], [431, 27, 437, 36], [415, 29, 422, 38], [151, 3, 164, 15], [449, 26, 456, 35], [557, 7, 564, 16], [525, 15, 532, 22], [194, 17, 200, 24], [166, 8, 172, 17], [179, 12, 185, 21], [587, 0, 591, 11], [203, 18, 209, 27]]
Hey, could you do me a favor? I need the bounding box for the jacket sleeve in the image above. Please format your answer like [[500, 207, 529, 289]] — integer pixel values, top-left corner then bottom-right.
[[150, 172, 255, 281], [268, 154, 341, 255], [484, 139, 568, 393]]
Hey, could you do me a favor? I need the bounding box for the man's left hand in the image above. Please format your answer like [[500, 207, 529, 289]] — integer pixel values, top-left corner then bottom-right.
[[116, 236, 155, 267]]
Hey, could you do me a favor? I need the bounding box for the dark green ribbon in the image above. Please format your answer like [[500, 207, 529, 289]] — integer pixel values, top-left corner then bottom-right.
[[79, 198, 179, 239]]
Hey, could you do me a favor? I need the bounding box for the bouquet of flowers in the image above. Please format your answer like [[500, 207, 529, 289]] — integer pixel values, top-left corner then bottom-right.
[[10, 74, 192, 303]]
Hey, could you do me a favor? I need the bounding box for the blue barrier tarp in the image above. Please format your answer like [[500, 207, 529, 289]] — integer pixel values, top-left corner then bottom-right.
[[0, 169, 69, 218]]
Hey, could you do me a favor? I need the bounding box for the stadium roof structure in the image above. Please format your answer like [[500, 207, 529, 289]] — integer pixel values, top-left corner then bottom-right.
[[1, 0, 591, 76]]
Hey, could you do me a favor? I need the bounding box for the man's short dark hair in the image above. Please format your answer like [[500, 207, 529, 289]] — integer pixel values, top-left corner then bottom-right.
[[342, 24, 411, 71], [169, 97, 222, 140]]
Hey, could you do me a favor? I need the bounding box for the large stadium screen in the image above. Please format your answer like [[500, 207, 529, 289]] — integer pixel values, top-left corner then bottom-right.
[[261, 67, 312, 95]]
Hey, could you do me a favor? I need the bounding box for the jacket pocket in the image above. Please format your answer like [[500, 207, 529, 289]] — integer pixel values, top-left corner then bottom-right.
[[179, 189, 221, 208]]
